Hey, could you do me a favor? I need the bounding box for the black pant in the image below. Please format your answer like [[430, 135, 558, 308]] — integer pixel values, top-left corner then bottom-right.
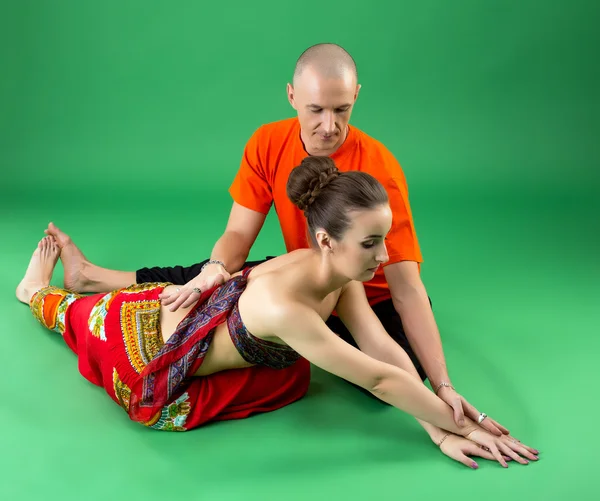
[[137, 257, 427, 396], [136, 257, 277, 285]]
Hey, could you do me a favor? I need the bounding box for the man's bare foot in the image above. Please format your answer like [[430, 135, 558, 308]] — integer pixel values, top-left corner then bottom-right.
[[16, 237, 60, 304], [44, 222, 93, 293], [44, 222, 137, 293]]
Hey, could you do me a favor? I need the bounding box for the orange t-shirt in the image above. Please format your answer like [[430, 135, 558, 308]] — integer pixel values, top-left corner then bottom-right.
[[229, 117, 423, 305]]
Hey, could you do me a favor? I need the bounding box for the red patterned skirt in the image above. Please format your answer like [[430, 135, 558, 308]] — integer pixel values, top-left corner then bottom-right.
[[29, 282, 310, 431]]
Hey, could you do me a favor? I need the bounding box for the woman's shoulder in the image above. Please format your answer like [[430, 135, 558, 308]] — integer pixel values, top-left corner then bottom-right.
[[238, 272, 316, 340], [245, 270, 297, 310], [245, 249, 311, 278]]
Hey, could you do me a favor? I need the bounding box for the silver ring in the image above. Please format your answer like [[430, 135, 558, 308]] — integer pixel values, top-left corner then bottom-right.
[[477, 412, 488, 424], [192, 287, 201, 294], [175, 288, 180, 292]]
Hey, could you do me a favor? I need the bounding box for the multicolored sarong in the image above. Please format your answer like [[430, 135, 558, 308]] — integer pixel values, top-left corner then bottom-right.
[[29, 281, 310, 431]]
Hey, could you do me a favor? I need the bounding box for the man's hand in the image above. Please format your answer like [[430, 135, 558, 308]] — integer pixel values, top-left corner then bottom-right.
[[437, 385, 510, 436], [159, 263, 231, 311]]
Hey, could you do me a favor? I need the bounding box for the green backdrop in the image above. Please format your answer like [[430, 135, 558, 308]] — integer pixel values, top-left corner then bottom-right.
[[1, 1, 598, 500]]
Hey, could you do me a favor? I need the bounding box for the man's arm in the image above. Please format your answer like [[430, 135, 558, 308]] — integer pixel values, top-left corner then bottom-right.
[[383, 261, 510, 435], [334, 280, 449, 444], [265, 298, 476, 437], [160, 202, 266, 310], [330, 281, 533, 463], [208, 202, 267, 274], [266, 295, 532, 466], [383, 261, 450, 391]]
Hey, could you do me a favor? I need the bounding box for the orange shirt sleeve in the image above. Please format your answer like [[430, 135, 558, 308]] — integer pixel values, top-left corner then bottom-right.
[[228, 127, 273, 214], [380, 157, 423, 265]]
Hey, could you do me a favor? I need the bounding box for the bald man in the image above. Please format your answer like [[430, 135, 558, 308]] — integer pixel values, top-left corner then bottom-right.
[[46, 43, 510, 436]]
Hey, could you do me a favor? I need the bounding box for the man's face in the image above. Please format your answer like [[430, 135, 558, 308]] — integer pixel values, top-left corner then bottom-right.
[[287, 68, 360, 156]]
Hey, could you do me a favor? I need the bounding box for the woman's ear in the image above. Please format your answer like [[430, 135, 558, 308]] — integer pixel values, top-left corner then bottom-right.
[[315, 229, 334, 254]]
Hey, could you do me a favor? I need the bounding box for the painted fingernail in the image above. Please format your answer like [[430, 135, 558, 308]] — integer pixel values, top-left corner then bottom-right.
[[533, 456, 538, 460], [533, 450, 539, 454], [472, 462, 478, 469]]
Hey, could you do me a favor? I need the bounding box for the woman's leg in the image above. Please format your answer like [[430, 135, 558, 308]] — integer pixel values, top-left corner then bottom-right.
[[17, 236, 64, 307], [17, 236, 84, 337]]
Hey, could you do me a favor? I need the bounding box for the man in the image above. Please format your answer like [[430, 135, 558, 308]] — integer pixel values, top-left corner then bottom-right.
[[47, 43, 509, 436]]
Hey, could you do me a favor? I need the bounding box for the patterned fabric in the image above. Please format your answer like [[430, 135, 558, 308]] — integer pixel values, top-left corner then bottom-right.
[[120, 299, 163, 374], [28, 279, 311, 432], [113, 368, 132, 412], [88, 290, 120, 341], [126, 267, 301, 424], [127, 270, 254, 423], [144, 392, 191, 431], [112, 367, 190, 431], [228, 300, 301, 369], [30, 286, 81, 334]]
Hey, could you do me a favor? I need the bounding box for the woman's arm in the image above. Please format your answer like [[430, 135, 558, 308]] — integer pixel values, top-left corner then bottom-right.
[[330, 282, 536, 465], [335, 281, 454, 443], [335, 281, 427, 368], [266, 297, 472, 437], [264, 293, 534, 467]]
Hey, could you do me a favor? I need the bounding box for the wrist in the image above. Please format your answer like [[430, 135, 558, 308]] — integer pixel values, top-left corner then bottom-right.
[[427, 368, 450, 390], [201, 259, 228, 273], [423, 423, 451, 446], [436, 432, 451, 447], [433, 380, 455, 395], [429, 428, 449, 445], [458, 419, 478, 438], [417, 419, 447, 444]]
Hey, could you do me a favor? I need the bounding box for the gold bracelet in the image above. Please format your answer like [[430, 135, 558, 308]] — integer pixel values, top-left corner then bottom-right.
[[437, 433, 450, 447]]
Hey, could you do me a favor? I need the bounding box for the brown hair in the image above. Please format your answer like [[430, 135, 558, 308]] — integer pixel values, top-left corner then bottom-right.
[[286, 156, 388, 243]]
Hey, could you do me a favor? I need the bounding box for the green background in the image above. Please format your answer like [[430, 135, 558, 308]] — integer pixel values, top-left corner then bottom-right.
[[1, 1, 598, 499]]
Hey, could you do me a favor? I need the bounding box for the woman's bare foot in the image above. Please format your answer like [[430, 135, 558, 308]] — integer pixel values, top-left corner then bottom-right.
[[44, 222, 93, 292], [16, 237, 60, 304]]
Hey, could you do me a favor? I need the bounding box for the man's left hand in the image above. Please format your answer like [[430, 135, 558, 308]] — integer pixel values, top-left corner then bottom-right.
[[437, 386, 510, 437]]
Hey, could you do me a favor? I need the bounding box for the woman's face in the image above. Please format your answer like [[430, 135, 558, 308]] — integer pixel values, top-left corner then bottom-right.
[[330, 204, 392, 281]]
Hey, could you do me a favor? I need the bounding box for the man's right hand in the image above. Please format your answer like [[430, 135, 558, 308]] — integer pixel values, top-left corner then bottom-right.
[[159, 263, 231, 312]]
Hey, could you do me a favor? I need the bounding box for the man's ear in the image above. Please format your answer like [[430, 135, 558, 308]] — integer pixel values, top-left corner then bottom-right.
[[287, 83, 297, 109]]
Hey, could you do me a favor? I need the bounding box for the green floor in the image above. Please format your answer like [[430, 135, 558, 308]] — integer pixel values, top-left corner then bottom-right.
[[2, 1, 599, 500]]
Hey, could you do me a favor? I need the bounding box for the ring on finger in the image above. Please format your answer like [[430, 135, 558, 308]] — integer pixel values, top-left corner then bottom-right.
[[192, 287, 201, 294], [175, 288, 181, 292], [478, 412, 488, 424]]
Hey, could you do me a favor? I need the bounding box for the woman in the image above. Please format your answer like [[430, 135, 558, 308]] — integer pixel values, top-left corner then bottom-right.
[[17, 156, 538, 469]]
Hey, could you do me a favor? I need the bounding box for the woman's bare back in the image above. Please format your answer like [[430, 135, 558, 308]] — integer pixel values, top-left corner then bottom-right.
[[158, 250, 342, 376]]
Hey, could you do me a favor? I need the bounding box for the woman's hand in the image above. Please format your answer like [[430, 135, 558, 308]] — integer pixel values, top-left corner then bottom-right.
[[437, 433, 511, 469], [464, 429, 540, 468], [437, 433, 538, 469]]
